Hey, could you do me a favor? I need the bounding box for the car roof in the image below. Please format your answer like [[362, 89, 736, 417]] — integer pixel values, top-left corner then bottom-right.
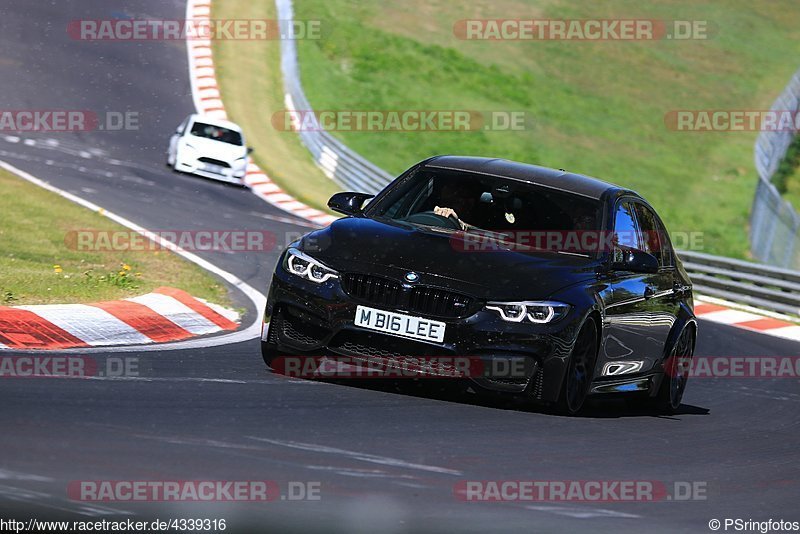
[[422, 155, 630, 201], [188, 114, 243, 132]]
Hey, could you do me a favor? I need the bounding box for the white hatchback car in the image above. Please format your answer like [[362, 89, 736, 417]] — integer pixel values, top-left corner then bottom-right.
[[167, 114, 252, 185]]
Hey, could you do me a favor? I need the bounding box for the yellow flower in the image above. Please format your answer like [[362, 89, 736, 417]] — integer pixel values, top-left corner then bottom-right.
[[122, 264, 131, 271], [118, 271, 125, 276], [53, 264, 63, 274]]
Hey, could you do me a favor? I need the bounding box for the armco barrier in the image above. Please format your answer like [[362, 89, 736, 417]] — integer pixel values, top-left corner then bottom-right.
[[750, 68, 800, 269], [679, 251, 800, 317], [276, 0, 393, 194], [274, 0, 800, 312]]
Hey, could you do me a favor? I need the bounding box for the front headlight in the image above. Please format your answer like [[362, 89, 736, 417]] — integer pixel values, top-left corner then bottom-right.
[[485, 301, 570, 324], [282, 248, 338, 284]]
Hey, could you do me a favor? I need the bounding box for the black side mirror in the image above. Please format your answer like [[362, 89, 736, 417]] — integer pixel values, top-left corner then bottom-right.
[[611, 247, 659, 274], [328, 192, 374, 217], [247, 147, 255, 154]]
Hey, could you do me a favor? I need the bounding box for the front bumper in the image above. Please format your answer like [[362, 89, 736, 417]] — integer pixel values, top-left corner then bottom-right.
[[176, 154, 247, 184], [262, 264, 588, 403]]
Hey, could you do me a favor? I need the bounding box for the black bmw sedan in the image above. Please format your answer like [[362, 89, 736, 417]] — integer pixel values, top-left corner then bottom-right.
[[261, 156, 697, 415]]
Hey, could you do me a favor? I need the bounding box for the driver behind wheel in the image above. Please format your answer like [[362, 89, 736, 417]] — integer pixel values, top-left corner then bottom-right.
[[433, 181, 479, 230]]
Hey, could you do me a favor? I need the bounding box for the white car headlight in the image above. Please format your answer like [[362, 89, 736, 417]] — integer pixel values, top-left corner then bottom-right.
[[283, 248, 338, 284], [485, 301, 570, 324]]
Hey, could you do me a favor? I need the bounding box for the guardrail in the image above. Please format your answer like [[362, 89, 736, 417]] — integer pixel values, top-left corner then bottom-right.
[[276, 0, 393, 194], [275, 0, 800, 315], [679, 251, 800, 317], [750, 68, 800, 270]]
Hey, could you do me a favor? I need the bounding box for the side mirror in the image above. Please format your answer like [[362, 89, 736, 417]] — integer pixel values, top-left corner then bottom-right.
[[247, 147, 254, 154], [328, 192, 374, 217], [611, 247, 659, 274]]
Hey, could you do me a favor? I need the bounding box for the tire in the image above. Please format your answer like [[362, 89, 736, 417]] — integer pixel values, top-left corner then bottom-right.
[[261, 340, 280, 369], [652, 326, 695, 414], [555, 318, 599, 416]]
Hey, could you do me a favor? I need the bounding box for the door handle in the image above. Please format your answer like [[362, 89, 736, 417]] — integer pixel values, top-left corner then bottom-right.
[[644, 286, 655, 299]]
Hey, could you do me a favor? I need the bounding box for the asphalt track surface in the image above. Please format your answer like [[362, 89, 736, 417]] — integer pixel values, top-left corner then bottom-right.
[[0, 1, 798, 532]]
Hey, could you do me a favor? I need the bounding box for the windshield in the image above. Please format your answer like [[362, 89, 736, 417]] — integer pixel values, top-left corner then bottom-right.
[[368, 170, 603, 255], [190, 121, 243, 146]]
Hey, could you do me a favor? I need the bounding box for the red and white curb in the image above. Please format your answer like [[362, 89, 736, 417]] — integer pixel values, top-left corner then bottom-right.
[[0, 287, 239, 351], [185, 0, 337, 227], [694, 296, 800, 342]]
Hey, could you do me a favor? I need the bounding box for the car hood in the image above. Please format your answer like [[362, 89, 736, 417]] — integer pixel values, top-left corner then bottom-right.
[[184, 135, 245, 162], [300, 217, 601, 300]]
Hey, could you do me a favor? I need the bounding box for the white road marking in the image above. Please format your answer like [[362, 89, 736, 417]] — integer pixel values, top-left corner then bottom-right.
[[246, 437, 463, 476], [525, 505, 641, 519], [0, 469, 53, 482]]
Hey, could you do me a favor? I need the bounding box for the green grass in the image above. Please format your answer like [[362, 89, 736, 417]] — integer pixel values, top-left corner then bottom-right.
[[212, 0, 340, 212], [287, 0, 800, 258], [0, 169, 230, 306], [773, 135, 800, 210], [212, 0, 800, 258]]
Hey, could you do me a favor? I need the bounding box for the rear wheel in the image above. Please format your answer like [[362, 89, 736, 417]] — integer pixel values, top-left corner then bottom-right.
[[555, 319, 598, 416], [653, 326, 694, 414]]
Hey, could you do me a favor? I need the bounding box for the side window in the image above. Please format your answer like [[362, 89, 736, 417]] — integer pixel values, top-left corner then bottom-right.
[[633, 203, 663, 265], [613, 201, 642, 251], [655, 217, 674, 267], [384, 177, 432, 219]]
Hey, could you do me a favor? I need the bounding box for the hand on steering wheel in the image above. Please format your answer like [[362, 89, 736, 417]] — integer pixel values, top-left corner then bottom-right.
[[434, 206, 468, 230]]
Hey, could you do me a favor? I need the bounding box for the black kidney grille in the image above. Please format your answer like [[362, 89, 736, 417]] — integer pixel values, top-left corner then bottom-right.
[[409, 286, 473, 317], [342, 273, 473, 318], [341, 273, 402, 307]]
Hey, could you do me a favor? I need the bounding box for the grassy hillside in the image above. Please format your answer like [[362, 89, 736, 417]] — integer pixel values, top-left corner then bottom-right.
[[213, 0, 340, 211], [291, 0, 800, 258]]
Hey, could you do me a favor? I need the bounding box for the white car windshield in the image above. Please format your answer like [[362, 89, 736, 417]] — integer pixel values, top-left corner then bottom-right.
[[190, 121, 243, 146]]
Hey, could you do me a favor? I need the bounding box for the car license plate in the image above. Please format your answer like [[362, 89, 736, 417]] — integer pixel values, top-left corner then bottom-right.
[[203, 163, 225, 174], [354, 305, 446, 343]]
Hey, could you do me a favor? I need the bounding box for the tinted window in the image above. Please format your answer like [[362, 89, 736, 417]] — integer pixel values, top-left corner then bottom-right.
[[655, 217, 674, 267], [190, 122, 243, 146], [613, 201, 642, 251], [633, 203, 663, 264], [370, 171, 601, 233], [367, 171, 603, 256]]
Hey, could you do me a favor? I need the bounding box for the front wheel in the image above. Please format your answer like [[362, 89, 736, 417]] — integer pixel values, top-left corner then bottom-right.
[[554, 318, 598, 416], [653, 326, 695, 414], [261, 340, 280, 369]]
